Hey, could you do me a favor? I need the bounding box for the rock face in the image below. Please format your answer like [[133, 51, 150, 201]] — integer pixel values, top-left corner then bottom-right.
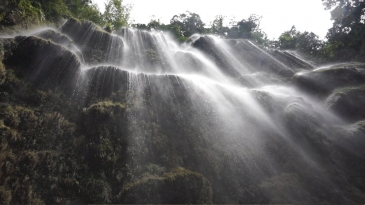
[[292, 63, 365, 122], [3, 36, 81, 92], [192, 36, 297, 78], [271, 50, 314, 70], [326, 86, 365, 122], [292, 63, 365, 98], [60, 18, 124, 64]]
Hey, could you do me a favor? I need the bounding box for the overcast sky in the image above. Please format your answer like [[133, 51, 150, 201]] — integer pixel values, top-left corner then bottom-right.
[[93, 0, 333, 39]]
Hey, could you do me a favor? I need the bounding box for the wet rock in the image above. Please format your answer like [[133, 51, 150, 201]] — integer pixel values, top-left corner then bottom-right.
[[333, 120, 365, 155], [60, 18, 124, 65], [237, 72, 287, 87], [292, 63, 365, 98], [2, 36, 81, 92], [271, 50, 314, 71], [326, 86, 365, 122], [284, 101, 329, 147], [0, 40, 5, 85], [34, 29, 85, 62], [192, 36, 241, 77], [227, 40, 295, 77], [80, 100, 128, 175], [117, 28, 177, 72], [35, 29, 73, 45], [192, 36, 295, 78], [120, 167, 212, 204], [82, 66, 129, 104]]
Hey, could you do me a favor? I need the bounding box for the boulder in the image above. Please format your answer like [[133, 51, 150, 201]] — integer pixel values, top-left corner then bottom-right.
[[60, 18, 124, 65], [35, 29, 73, 45], [326, 86, 365, 122], [2, 36, 81, 92], [292, 63, 365, 98]]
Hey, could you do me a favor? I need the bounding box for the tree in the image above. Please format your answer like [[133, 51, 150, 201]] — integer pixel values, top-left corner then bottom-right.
[[170, 11, 205, 37], [78, 3, 103, 25], [278, 26, 323, 54], [211, 15, 228, 37], [321, 0, 365, 61], [296, 31, 323, 54], [103, 0, 131, 30], [227, 14, 262, 39], [1, 0, 105, 26], [279, 26, 299, 49]]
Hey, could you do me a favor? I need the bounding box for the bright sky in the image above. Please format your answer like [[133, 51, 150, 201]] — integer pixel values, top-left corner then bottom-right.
[[93, 0, 333, 39]]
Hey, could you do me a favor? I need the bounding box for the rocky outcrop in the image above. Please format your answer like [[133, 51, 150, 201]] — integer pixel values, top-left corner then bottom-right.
[[192, 36, 296, 78], [292, 63, 365, 98], [326, 86, 365, 122], [271, 50, 314, 71], [2, 36, 81, 92], [60, 18, 124, 64]]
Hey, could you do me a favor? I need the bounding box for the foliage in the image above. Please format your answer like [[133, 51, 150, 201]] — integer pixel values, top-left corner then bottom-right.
[[102, 0, 131, 30], [278, 26, 323, 55], [207, 14, 269, 45], [133, 18, 188, 42], [211, 15, 227, 37], [227, 14, 262, 39], [170, 11, 206, 37], [319, 0, 365, 61], [279, 26, 299, 49], [0, 0, 131, 32]]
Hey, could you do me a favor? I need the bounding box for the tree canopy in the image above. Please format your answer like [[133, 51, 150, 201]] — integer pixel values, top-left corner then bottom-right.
[[319, 0, 365, 61], [0, 0, 131, 31], [170, 11, 206, 37], [103, 0, 131, 30]]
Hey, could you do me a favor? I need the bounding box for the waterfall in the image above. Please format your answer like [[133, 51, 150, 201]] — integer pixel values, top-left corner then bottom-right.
[[1, 19, 364, 204]]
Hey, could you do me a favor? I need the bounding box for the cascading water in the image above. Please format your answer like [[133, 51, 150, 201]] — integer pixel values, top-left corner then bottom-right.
[[0, 19, 364, 204]]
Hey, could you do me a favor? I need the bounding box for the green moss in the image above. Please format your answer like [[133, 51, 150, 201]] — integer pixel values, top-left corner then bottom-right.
[[120, 167, 212, 204], [84, 179, 112, 203], [0, 186, 12, 205], [85, 100, 126, 113], [0, 62, 5, 85]]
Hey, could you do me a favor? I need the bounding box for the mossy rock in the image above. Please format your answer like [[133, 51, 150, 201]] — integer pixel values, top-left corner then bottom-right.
[[0, 39, 5, 84], [0, 186, 11, 205], [292, 63, 365, 98], [60, 18, 124, 65], [35, 29, 73, 45], [83, 66, 129, 104], [0, 61, 5, 85], [84, 179, 112, 204], [80, 100, 128, 172], [326, 86, 365, 122], [3, 35, 81, 92], [284, 101, 330, 150], [120, 167, 212, 204]]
